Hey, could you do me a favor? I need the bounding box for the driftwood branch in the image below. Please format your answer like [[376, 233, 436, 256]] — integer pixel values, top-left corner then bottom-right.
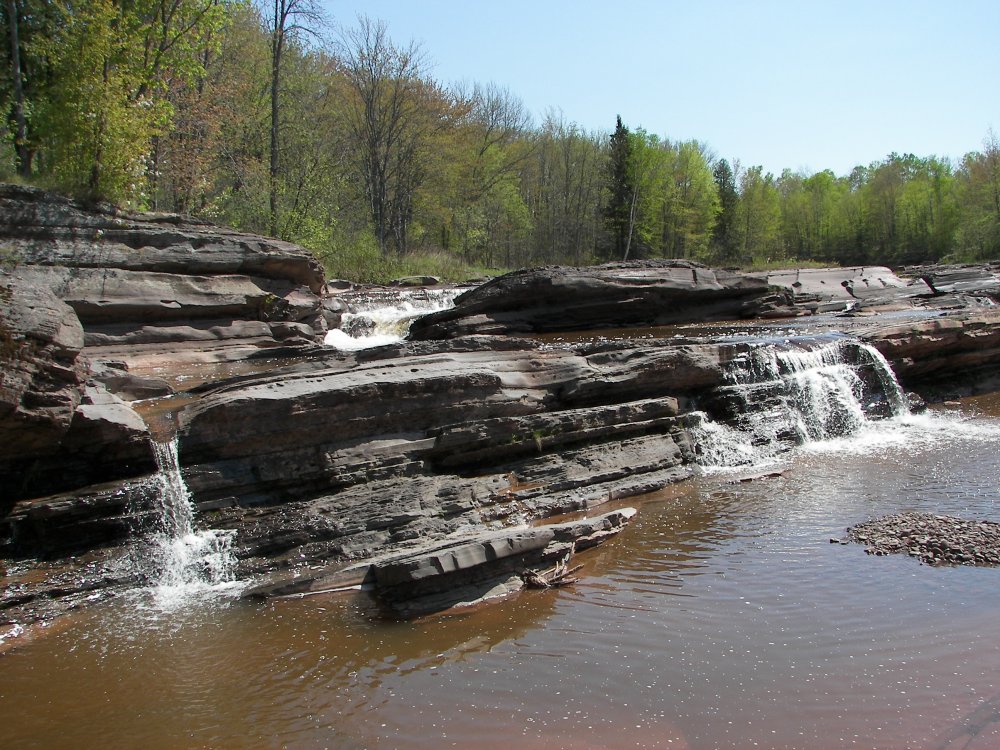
[[521, 555, 584, 589]]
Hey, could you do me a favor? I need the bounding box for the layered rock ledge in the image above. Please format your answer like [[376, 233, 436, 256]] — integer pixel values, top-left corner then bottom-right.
[[4, 185, 1000, 630], [0, 184, 334, 505], [407, 262, 992, 341], [409, 261, 775, 339]]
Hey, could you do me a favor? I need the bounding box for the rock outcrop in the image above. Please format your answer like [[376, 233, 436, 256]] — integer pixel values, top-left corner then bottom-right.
[[758, 266, 934, 314], [173, 336, 710, 581], [0, 184, 334, 503], [0, 269, 155, 503], [409, 262, 996, 341], [861, 309, 1000, 398], [246, 508, 637, 617], [5, 185, 1000, 629], [409, 260, 773, 339], [906, 263, 1000, 301], [0, 271, 86, 468], [0, 183, 327, 358]]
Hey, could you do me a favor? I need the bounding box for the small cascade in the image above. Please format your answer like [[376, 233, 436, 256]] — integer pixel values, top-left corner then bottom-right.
[[131, 439, 235, 597], [324, 287, 460, 350], [692, 336, 909, 469]]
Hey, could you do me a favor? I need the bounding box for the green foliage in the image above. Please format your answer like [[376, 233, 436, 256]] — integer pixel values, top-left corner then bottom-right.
[[317, 230, 391, 284], [603, 115, 632, 259], [11, 0, 227, 205], [711, 159, 739, 262], [33, 1, 161, 202], [317, 230, 501, 284], [658, 140, 719, 260], [3, 3, 994, 273], [737, 166, 782, 264], [525, 113, 605, 267], [952, 132, 1000, 261]]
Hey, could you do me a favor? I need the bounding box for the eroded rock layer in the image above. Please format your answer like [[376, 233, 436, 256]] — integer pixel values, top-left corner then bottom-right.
[[0, 183, 329, 508], [408, 261, 774, 339], [174, 336, 713, 578], [4, 184, 1000, 626]]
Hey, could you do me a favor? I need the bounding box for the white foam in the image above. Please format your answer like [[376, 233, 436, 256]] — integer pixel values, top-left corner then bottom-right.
[[0, 623, 24, 646], [325, 288, 460, 350], [801, 410, 1000, 457], [125, 440, 237, 607], [324, 328, 402, 350], [693, 337, 917, 470]]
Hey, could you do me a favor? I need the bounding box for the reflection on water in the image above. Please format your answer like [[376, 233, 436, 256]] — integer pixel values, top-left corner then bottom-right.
[[3, 404, 1000, 750]]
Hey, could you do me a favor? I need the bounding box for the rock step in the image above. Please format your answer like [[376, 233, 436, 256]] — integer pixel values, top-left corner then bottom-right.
[[243, 508, 637, 617]]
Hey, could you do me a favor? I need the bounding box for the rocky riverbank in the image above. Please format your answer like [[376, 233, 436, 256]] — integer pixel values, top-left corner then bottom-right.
[[3, 184, 1000, 632]]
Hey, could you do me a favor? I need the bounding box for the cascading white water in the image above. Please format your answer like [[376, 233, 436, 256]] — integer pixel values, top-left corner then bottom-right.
[[691, 337, 910, 470], [138, 440, 235, 597], [324, 287, 460, 350]]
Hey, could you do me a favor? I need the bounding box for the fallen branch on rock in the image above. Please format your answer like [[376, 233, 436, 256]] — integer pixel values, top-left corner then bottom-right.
[[521, 555, 584, 589]]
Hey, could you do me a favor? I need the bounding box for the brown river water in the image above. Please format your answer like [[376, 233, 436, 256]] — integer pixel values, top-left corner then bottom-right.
[[2, 398, 1000, 749]]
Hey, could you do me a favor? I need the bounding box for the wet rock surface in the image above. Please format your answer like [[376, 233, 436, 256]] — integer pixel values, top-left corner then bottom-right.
[[245, 508, 637, 617], [846, 512, 1000, 566], [0, 184, 333, 506], [173, 336, 706, 584], [6, 185, 1000, 631], [861, 309, 1000, 399], [758, 265, 934, 315], [904, 262, 1000, 301]]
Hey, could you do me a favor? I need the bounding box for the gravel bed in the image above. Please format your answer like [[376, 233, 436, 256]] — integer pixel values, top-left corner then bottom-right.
[[841, 512, 1000, 566]]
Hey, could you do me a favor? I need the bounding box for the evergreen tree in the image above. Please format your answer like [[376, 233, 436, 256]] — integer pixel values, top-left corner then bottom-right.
[[711, 158, 739, 262], [603, 115, 632, 260]]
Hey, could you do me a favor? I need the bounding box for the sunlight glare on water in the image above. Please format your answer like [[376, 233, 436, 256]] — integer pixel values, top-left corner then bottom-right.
[[3, 384, 1000, 750]]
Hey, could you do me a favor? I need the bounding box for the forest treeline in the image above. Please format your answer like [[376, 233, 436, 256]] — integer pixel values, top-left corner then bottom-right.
[[2, 0, 998, 281]]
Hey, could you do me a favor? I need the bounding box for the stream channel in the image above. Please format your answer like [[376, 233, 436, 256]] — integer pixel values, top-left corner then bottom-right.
[[2, 298, 1000, 750]]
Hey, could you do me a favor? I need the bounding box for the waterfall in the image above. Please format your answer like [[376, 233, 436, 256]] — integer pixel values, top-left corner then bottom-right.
[[324, 287, 460, 350], [691, 336, 909, 469], [132, 439, 235, 596]]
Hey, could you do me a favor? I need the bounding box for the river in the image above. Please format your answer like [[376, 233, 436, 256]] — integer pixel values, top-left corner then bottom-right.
[[2, 390, 1000, 749]]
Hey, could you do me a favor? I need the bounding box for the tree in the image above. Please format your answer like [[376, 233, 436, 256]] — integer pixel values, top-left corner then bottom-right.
[[18, 0, 226, 204], [447, 81, 533, 265], [737, 166, 781, 264], [620, 128, 673, 260], [955, 130, 1000, 259], [341, 16, 435, 257], [525, 112, 604, 266], [4, 0, 29, 176], [263, 0, 322, 237], [711, 158, 739, 262], [603, 115, 632, 260], [658, 140, 719, 259], [776, 169, 853, 263]]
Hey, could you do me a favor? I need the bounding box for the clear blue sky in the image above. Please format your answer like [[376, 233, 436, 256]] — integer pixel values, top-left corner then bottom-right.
[[322, 0, 999, 177]]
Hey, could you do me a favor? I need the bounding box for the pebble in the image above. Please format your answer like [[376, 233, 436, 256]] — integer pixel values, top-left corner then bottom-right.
[[845, 512, 1000, 567]]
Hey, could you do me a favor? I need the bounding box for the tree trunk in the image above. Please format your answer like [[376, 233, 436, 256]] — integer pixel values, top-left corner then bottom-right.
[[623, 186, 638, 261], [89, 58, 112, 198], [269, 5, 283, 238], [7, 0, 30, 177]]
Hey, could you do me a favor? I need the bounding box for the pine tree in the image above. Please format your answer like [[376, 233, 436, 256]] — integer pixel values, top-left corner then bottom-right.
[[603, 115, 632, 260], [711, 158, 739, 262]]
